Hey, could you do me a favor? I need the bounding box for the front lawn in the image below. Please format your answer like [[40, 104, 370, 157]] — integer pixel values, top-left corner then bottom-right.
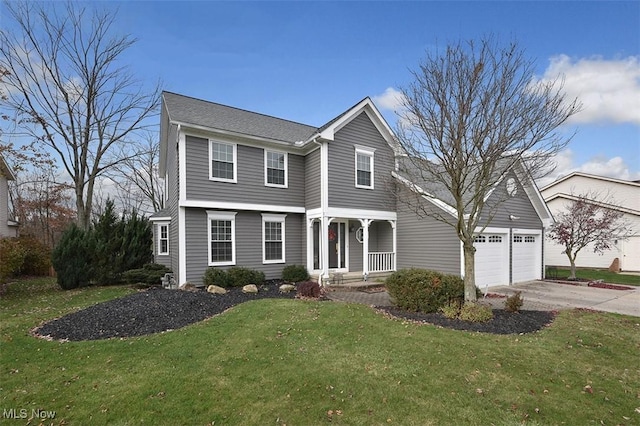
[[1, 278, 639, 425], [549, 267, 640, 286]]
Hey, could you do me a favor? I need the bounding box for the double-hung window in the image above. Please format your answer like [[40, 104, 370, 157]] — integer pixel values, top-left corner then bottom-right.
[[157, 223, 169, 255], [355, 145, 375, 189], [265, 150, 287, 187], [207, 211, 236, 266], [262, 213, 286, 263], [210, 140, 237, 182]]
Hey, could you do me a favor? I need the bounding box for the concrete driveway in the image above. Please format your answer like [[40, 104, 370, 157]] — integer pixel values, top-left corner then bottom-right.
[[490, 281, 640, 317]]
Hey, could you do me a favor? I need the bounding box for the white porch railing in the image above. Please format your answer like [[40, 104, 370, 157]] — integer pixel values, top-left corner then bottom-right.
[[368, 252, 395, 273]]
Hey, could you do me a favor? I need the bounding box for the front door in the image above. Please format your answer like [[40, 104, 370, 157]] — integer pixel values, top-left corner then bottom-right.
[[328, 222, 347, 270]]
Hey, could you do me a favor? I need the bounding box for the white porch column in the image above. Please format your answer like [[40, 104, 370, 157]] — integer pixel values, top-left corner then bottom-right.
[[388, 220, 397, 271], [321, 216, 329, 284], [360, 219, 372, 280], [306, 217, 314, 274]]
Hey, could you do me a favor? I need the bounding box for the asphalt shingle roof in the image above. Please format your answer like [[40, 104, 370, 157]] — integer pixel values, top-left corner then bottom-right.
[[162, 92, 318, 144]]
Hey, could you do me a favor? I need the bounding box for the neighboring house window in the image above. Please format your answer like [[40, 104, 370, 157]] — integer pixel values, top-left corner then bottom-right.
[[157, 223, 169, 255], [355, 145, 375, 189], [207, 211, 237, 266], [265, 150, 287, 187], [262, 213, 286, 263], [209, 140, 237, 182]]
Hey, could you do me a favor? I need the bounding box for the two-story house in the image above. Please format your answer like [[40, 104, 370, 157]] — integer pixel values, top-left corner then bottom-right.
[[152, 92, 552, 289], [0, 155, 18, 238]]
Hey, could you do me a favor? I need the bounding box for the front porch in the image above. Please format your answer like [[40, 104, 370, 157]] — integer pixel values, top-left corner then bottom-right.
[[306, 210, 397, 284]]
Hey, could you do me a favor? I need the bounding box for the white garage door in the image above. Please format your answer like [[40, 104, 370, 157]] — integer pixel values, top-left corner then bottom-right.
[[474, 233, 509, 288], [512, 234, 540, 283]]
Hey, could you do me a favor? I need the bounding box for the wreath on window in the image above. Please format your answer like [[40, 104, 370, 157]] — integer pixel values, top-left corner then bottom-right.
[[328, 228, 337, 241]]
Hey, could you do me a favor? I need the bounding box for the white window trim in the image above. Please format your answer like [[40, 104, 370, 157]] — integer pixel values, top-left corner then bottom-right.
[[157, 222, 170, 256], [262, 213, 286, 264], [209, 140, 237, 183], [354, 145, 375, 189], [207, 211, 237, 266], [264, 150, 288, 188]]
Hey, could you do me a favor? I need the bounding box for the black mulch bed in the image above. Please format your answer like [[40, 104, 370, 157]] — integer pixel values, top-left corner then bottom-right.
[[33, 284, 296, 342], [33, 285, 556, 341], [378, 307, 556, 335]]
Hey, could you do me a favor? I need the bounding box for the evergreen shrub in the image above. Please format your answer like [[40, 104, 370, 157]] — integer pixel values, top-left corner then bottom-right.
[[385, 268, 466, 313], [51, 224, 95, 290], [282, 265, 310, 283], [122, 263, 172, 285]]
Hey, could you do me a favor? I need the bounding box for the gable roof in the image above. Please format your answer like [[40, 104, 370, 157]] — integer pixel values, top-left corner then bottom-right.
[[159, 92, 399, 176], [394, 156, 552, 224], [0, 155, 16, 180], [540, 171, 640, 192], [162, 92, 318, 144]]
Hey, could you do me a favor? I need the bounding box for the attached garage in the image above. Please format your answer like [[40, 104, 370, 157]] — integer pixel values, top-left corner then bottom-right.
[[473, 228, 543, 289], [512, 231, 542, 283], [473, 230, 509, 288]]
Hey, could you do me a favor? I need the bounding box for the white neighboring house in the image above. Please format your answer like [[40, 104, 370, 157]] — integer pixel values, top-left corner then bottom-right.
[[540, 172, 640, 272], [0, 155, 18, 238]]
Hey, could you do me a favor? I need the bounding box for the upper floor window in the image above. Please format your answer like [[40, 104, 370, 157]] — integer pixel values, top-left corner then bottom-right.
[[265, 150, 287, 188], [207, 211, 236, 266], [157, 223, 169, 255], [209, 140, 237, 183], [355, 145, 375, 189]]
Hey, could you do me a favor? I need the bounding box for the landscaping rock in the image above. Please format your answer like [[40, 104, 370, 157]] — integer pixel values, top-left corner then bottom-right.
[[242, 284, 258, 293], [207, 285, 227, 294], [279, 284, 295, 293], [179, 282, 198, 291]]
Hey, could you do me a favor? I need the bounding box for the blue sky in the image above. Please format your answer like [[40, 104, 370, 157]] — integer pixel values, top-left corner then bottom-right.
[[9, 1, 640, 185]]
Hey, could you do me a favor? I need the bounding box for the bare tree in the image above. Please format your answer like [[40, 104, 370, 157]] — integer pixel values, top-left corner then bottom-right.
[[12, 168, 76, 248], [108, 130, 165, 215], [0, 1, 161, 230], [394, 37, 580, 302], [547, 194, 633, 280]]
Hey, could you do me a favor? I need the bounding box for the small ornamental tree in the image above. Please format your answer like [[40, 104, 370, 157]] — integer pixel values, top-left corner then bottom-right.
[[547, 194, 633, 279]]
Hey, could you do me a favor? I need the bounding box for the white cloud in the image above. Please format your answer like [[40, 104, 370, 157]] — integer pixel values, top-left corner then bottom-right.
[[536, 55, 640, 125], [537, 149, 640, 187], [373, 87, 405, 112]]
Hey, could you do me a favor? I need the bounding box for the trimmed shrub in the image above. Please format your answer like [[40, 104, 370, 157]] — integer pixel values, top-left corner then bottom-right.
[[123, 263, 172, 285], [458, 303, 494, 322], [386, 268, 466, 313], [0, 238, 27, 281], [440, 301, 462, 319], [51, 224, 95, 290], [296, 280, 321, 298], [227, 267, 265, 287], [18, 236, 51, 276], [282, 264, 310, 283], [203, 268, 233, 288], [504, 291, 524, 312]]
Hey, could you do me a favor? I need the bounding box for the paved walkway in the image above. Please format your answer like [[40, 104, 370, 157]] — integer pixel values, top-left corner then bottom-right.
[[326, 280, 640, 317]]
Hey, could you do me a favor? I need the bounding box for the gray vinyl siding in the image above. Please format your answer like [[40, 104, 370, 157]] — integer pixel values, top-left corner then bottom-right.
[[184, 209, 305, 285], [480, 172, 543, 229], [348, 220, 363, 272], [305, 149, 321, 209], [167, 125, 180, 278], [184, 135, 304, 206], [396, 203, 461, 276], [327, 113, 396, 211]]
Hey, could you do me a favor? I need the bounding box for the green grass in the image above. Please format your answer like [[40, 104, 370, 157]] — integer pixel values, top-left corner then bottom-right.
[[2, 277, 640, 425], [550, 267, 640, 286]]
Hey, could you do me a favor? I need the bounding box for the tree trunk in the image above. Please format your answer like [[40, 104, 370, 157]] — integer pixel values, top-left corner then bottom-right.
[[568, 257, 577, 280], [462, 242, 478, 302]]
